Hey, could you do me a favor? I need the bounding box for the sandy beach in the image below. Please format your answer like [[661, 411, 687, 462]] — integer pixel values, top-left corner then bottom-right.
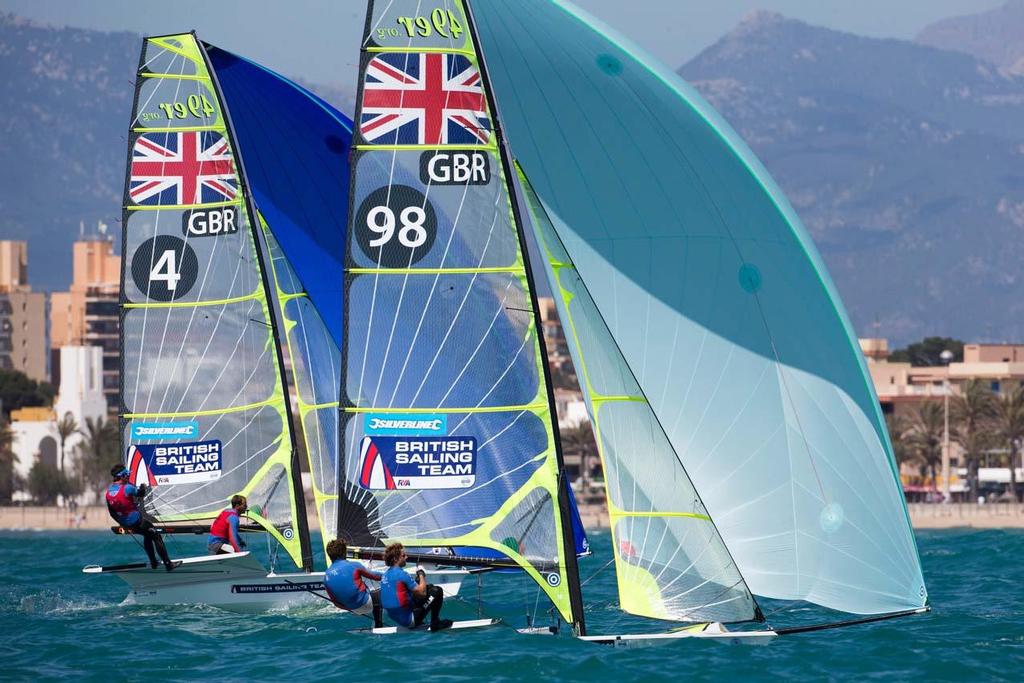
[[1, 503, 1022, 531]]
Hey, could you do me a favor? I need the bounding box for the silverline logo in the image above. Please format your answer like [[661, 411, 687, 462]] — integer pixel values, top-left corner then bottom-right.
[[135, 426, 195, 436], [367, 418, 444, 431]]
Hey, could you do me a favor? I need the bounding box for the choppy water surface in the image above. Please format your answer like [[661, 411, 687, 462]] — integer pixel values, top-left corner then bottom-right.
[[2, 529, 1021, 681]]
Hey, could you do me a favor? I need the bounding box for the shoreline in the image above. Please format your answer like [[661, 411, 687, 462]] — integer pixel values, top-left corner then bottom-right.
[[1, 503, 1023, 531]]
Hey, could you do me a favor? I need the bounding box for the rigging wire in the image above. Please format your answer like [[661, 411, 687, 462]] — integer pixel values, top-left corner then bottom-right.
[[580, 557, 615, 587]]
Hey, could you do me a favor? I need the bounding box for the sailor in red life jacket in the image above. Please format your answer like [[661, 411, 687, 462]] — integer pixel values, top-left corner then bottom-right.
[[323, 538, 384, 627], [105, 464, 174, 571], [208, 495, 248, 554]]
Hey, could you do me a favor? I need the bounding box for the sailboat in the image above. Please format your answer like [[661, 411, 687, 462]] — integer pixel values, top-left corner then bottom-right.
[[84, 32, 469, 610], [340, 0, 928, 642]]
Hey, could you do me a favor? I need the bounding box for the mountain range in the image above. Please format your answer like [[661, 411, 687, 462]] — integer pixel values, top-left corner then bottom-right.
[[682, 8, 1024, 345], [2, 6, 1023, 346]]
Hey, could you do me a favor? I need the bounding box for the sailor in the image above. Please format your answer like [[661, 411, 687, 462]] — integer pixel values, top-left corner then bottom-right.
[[379, 542, 453, 632], [323, 539, 384, 628], [208, 495, 248, 554], [105, 464, 174, 571]]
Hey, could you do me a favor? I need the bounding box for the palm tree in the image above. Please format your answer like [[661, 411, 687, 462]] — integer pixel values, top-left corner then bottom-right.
[[951, 379, 997, 500], [907, 403, 944, 491], [885, 413, 914, 469], [76, 416, 118, 492], [56, 412, 79, 475], [0, 419, 17, 503], [992, 386, 1024, 503]]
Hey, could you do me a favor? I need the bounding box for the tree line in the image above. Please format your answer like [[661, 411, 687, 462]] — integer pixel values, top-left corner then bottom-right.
[[0, 414, 118, 505], [887, 379, 1024, 502]]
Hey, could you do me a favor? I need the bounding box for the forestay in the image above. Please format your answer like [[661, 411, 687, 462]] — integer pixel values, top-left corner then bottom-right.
[[340, 0, 583, 627], [520, 166, 758, 624], [474, 0, 926, 615], [119, 33, 310, 569]]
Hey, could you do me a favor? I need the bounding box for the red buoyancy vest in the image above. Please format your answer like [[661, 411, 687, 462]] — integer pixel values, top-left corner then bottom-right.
[[105, 483, 137, 518], [210, 508, 238, 541]]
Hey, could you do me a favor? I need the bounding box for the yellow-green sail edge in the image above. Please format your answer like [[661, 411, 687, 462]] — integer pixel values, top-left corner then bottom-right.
[[118, 33, 310, 569], [516, 161, 761, 625], [260, 213, 340, 562]]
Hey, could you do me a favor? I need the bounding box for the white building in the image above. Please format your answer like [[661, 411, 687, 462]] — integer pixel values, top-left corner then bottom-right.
[[11, 346, 107, 500], [554, 388, 590, 429]]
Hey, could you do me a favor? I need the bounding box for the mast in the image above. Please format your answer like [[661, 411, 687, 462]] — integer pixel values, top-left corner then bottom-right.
[[198, 37, 314, 571], [339, 0, 584, 627], [462, 0, 586, 636]]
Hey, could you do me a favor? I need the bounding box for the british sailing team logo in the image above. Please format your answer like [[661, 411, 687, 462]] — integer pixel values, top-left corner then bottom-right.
[[358, 436, 477, 490], [126, 440, 223, 486]]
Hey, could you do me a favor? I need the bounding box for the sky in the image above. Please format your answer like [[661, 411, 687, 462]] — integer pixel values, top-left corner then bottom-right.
[[0, 0, 1004, 84]]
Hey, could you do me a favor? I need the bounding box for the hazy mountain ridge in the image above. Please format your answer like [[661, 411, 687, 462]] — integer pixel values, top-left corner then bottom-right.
[[681, 11, 1024, 344], [3, 10, 1023, 345], [0, 13, 138, 278], [0, 14, 352, 289], [916, 0, 1024, 75]]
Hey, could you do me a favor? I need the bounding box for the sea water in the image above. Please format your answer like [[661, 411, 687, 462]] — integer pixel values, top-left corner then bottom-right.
[[2, 529, 1021, 681]]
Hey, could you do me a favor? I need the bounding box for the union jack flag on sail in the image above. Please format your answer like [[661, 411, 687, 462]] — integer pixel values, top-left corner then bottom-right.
[[130, 131, 237, 205], [360, 52, 491, 145]]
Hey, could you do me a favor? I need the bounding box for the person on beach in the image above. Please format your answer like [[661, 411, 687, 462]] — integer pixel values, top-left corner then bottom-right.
[[105, 464, 174, 571], [379, 542, 452, 631], [323, 539, 384, 627], [208, 495, 248, 554]]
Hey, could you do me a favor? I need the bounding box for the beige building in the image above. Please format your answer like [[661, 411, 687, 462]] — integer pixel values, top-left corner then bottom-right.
[[0, 240, 48, 383], [0, 241, 29, 291], [50, 237, 119, 411], [0, 291, 48, 383], [863, 339, 1024, 407], [50, 237, 120, 348], [861, 338, 1024, 497]]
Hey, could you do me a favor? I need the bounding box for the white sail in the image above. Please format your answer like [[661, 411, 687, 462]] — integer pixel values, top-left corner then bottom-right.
[[520, 166, 758, 623], [474, 0, 926, 615]]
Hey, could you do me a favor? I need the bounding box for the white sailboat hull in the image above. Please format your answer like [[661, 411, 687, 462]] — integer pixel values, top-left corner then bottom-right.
[[84, 552, 469, 613], [579, 622, 777, 647]]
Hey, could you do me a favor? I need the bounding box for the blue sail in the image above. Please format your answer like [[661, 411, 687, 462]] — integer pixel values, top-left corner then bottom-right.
[[206, 46, 352, 347]]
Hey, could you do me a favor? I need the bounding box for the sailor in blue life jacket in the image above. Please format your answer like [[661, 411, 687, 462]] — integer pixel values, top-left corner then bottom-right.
[[323, 538, 384, 628], [105, 464, 173, 571], [208, 495, 248, 554], [379, 542, 453, 632]]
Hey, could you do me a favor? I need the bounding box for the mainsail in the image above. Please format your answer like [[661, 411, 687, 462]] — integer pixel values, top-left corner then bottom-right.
[[340, 0, 584, 629], [474, 0, 927, 617], [120, 33, 312, 569]]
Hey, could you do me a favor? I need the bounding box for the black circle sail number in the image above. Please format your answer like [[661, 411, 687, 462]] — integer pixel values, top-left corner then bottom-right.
[[131, 235, 199, 302], [355, 185, 437, 268]]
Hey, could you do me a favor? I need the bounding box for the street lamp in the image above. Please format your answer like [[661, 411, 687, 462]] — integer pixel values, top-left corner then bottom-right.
[[940, 349, 954, 502]]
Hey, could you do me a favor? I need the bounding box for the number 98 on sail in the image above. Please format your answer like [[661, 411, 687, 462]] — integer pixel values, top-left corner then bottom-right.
[[355, 184, 438, 268]]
